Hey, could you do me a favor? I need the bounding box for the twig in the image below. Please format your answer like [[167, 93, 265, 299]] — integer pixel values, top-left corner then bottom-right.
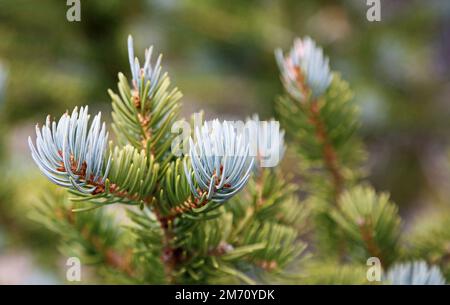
[[308, 101, 344, 201], [358, 218, 385, 268]]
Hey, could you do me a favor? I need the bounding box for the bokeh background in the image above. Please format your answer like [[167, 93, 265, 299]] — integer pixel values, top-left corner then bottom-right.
[[0, 0, 449, 283]]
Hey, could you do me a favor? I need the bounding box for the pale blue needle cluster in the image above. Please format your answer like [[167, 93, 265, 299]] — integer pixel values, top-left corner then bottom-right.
[[275, 37, 332, 101], [385, 261, 445, 285], [127, 35, 162, 98], [184, 120, 255, 203], [28, 106, 111, 194]]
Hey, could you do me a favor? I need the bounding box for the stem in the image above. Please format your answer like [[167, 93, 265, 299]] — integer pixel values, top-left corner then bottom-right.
[[156, 213, 177, 283], [92, 236, 134, 276], [308, 101, 344, 201], [255, 170, 266, 208], [65, 157, 178, 281], [358, 219, 385, 268], [292, 67, 343, 198], [131, 86, 153, 150], [133, 91, 179, 282], [308, 101, 348, 260], [163, 196, 209, 221]]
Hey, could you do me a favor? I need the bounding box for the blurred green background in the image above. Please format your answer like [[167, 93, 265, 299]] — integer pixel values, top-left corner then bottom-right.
[[0, 0, 449, 283]]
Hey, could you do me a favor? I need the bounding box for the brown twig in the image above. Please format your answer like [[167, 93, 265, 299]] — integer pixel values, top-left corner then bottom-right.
[[132, 85, 180, 283], [153, 208, 186, 284], [163, 195, 209, 222], [308, 101, 344, 201], [358, 218, 385, 268], [132, 86, 153, 151], [291, 67, 344, 200], [90, 235, 135, 276]]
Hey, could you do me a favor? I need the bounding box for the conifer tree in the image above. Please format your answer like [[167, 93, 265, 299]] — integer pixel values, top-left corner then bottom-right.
[[28, 35, 447, 285]]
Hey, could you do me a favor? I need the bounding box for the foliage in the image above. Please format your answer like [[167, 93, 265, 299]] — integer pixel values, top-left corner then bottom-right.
[[330, 185, 401, 266], [27, 35, 447, 285], [404, 208, 450, 280]]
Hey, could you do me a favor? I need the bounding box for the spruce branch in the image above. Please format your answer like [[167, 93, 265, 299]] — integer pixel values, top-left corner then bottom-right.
[[330, 185, 401, 267], [275, 36, 345, 195], [29, 188, 136, 282], [405, 208, 450, 280], [126, 208, 167, 283], [275, 37, 372, 265], [276, 37, 364, 201], [307, 99, 344, 199], [107, 36, 187, 281], [110, 36, 182, 169], [224, 168, 309, 282]]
